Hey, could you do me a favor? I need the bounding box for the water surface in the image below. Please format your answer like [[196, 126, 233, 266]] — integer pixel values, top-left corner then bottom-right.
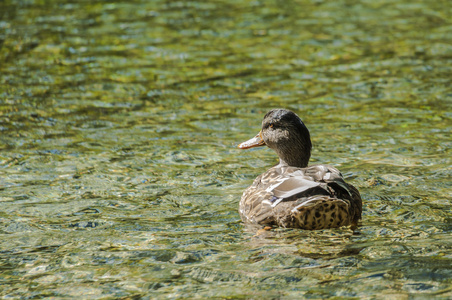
[[1, 0, 451, 298]]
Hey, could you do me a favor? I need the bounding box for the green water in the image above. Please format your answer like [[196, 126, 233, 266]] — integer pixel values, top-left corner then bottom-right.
[[1, 0, 451, 298]]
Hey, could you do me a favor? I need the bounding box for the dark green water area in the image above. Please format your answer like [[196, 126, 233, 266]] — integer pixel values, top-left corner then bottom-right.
[[1, 0, 451, 298]]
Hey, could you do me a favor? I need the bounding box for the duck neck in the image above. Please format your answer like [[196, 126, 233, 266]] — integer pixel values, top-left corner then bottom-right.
[[278, 156, 309, 168], [276, 146, 311, 168]]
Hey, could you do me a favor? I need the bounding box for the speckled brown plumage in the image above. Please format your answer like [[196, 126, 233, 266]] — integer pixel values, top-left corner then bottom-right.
[[238, 109, 362, 230]]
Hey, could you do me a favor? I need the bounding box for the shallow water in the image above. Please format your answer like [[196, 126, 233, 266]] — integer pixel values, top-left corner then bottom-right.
[[1, 0, 451, 298]]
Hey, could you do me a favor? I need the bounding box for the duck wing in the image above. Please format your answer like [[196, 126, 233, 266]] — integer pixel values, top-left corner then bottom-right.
[[239, 164, 362, 229]]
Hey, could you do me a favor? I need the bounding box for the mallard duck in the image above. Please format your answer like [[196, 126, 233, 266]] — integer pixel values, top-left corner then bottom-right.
[[238, 109, 362, 230]]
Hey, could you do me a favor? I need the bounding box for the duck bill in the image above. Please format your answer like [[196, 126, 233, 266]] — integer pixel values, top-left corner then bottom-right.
[[238, 132, 266, 149]]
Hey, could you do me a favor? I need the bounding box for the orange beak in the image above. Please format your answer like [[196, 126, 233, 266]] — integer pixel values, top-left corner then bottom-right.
[[238, 131, 266, 149]]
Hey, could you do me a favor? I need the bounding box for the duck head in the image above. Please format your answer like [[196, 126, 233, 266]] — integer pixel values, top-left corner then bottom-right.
[[238, 109, 312, 168]]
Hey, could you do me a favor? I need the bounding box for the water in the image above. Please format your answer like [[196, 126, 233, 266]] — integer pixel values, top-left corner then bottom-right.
[[1, 0, 451, 298]]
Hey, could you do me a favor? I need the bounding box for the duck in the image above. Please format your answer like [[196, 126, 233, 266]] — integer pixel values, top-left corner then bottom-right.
[[238, 109, 362, 230]]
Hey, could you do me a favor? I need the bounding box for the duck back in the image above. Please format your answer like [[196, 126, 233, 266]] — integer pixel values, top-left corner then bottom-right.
[[239, 164, 362, 229]]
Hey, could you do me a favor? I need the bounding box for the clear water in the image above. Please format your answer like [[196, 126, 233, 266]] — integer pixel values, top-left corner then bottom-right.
[[1, 0, 451, 298]]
